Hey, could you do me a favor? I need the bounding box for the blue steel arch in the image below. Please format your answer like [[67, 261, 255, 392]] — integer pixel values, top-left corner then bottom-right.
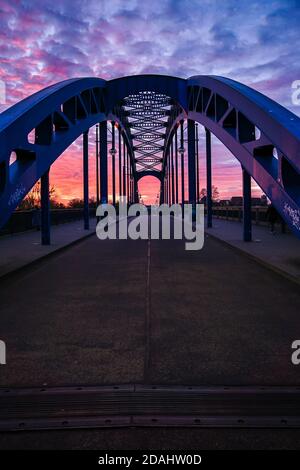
[[0, 74, 300, 238], [0, 77, 133, 228], [186, 75, 300, 238]]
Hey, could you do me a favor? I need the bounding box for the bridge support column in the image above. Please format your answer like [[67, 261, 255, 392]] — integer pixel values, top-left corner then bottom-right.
[[95, 124, 100, 207], [41, 169, 50, 245], [111, 121, 116, 206], [160, 179, 164, 204], [129, 167, 132, 204], [134, 178, 139, 203], [171, 140, 175, 204], [175, 127, 178, 204], [168, 153, 171, 205], [118, 127, 122, 199], [180, 120, 185, 205], [127, 150, 130, 203], [205, 128, 213, 228], [83, 130, 89, 230], [100, 121, 108, 204], [123, 139, 126, 198], [196, 123, 199, 203], [188, 120, 197, 210], [242, 167, 252, 242], [165, 177, 167, 204]]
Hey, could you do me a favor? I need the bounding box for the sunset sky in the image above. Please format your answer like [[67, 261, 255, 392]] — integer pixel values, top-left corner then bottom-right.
[[1, 0, 300, 203]]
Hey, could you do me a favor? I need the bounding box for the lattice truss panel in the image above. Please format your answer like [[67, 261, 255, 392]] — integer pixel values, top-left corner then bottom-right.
[[123, 91, 172, 173]]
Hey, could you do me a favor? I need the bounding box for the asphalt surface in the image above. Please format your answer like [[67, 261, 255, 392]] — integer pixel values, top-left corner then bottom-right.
[[0, 228, 300, 448]]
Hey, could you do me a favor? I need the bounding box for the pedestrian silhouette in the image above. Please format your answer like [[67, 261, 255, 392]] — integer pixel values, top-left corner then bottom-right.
[[266, 204, 278, 234]]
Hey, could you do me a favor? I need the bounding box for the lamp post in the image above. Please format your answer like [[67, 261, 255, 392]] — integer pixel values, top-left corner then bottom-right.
[[109, 146, 117, 206]]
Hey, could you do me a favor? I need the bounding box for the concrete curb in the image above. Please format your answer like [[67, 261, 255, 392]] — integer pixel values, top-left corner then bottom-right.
[[0, 230, 95, 283], [206, 231, 300, 287], [0, 216, 130, 282]]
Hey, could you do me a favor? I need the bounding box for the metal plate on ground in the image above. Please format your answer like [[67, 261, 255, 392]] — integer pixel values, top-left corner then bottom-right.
[[1, 384, 300, 431]]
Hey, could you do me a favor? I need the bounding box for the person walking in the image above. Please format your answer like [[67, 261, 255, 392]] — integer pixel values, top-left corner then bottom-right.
[[266, 203, 278, 234]]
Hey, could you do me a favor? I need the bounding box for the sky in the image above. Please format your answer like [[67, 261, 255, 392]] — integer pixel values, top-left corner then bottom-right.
[[1, 0, 300, 203]]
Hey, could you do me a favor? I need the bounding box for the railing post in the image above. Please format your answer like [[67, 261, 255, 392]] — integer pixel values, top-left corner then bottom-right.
[[41, 169, 50, 245], [100, 121, 108, 204], [242, 167, 252, 241], [83, 130, 89, 230], [205, 128, 213, 228]]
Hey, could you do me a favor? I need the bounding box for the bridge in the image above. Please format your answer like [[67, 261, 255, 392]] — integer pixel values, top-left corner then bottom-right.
[[1, 74, 300, 241], [0, 74, 300, 449]]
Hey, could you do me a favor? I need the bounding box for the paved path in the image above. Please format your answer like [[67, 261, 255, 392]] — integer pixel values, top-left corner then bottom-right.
[[1, 226, 300, 449], [0, 219, 96, 278], [207, 218, 300, 283], [1, 216, 299, 284], [0, 230, 299, 388]]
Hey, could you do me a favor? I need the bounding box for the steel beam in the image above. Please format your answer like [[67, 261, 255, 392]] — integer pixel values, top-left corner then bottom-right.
[[134, 178, 139, 203], [206, 128, 213, 228], [187, 119, 197, 206], [123, 138, 126, 197], [180, 120, 185, 205], [95, 124, 100, 207], [41, 169, 50, 245], [100, 121, 108, 204], [118, 127, 122, 198], [175, 127, 179, 204], [83, 130, 89, 230], [127, 148, 130, 202], [171, 139, 175, 204], [242, 167, 252, 242], [196, 123, 199, 203], [111, 121, 116, 206], [168, 151, 171, 205]]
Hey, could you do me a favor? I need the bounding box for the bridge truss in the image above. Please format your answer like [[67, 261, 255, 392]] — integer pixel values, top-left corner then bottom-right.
[[0, 74, 299, 244]]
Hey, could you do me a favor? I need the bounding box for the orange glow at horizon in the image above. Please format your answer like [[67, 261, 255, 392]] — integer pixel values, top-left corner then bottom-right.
[[49, 127, 263, 205]]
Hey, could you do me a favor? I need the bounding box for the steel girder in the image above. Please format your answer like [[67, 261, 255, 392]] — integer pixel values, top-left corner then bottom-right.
[[0, 74, 300, 238], [187, 75, 300, 238]]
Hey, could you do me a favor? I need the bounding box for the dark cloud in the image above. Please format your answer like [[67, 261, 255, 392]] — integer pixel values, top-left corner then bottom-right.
[[1, 0, 299, 200]]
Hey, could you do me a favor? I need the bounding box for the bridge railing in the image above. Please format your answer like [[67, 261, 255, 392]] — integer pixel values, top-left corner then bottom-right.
[[211, 205, 287, 230], [0, 208, 96, 236]]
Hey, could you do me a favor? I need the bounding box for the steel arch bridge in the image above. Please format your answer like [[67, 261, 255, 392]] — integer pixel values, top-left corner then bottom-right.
[[0, 74, 300, 243]]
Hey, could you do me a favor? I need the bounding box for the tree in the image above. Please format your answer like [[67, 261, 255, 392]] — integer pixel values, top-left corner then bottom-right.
[[17, 181, 56, 210], [68, 198, 84, 209], [199, 186, 219, 202]]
